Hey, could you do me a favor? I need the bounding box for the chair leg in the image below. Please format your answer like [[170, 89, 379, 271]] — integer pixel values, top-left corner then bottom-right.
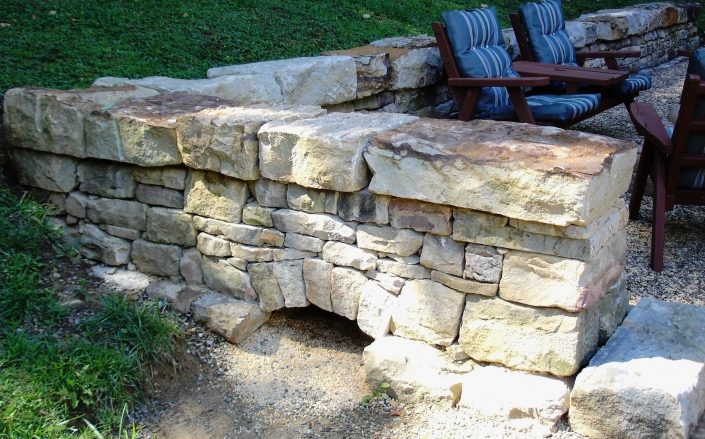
[[629, 141, 653, 220], [651, 155, 666, 272], [458, 90, 479, 122], [507, 88, 536, 124]]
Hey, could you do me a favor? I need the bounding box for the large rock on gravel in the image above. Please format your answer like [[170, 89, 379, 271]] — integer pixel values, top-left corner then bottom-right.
[[258, 112, 416, 192], [570, 298, 705, 439], [192, 292, 270, 344], [363, 336, 472, 402], [365, 119, 636, 226]]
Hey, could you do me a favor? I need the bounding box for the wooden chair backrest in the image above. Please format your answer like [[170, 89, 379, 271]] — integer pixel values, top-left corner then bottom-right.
[[431, 22, 462, 80], [509, 13, 536, 62]]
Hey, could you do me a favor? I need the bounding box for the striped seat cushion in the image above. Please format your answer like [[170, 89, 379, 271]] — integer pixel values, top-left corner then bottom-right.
[[519, 0, 576, 65], [478, 93, 601, 122]]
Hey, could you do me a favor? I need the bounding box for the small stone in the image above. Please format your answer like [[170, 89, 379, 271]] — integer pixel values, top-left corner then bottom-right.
[[430, 271, 498, 296], [131, 239, 182, 276], [284, 233, 325, 253], [377, 258, 430, 279], [242, 202, 275, 227], [464, 243, 503, 283], [303, 258, 334, 312], [322, 241, 377, 271], [356, 224, 423, 257], [201, 256, 256, 301], [365, 270, 406, 295], [184, 170, 248, 223], [144, 207, 197, 246], [287, 184, 327, 213], [271, 209, 356, 243], [180, 248, 203, 285], [357, 281, 396, 339], [389, 198, 451, 235], [192, 293, 270, 344], [331, 267, 367, 320], [419, 234, 465, 276], [197, 233, 232, 257], [135, 184, 184, 208]]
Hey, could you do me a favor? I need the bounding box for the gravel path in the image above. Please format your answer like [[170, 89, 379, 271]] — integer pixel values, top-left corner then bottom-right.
[[132, 58, 705, 439]]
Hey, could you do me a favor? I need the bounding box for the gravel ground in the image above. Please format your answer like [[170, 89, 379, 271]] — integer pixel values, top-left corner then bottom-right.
[[123, 58, 705, 439]]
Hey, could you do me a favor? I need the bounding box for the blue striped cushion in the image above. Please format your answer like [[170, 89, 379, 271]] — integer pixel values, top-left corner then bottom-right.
[[442, 8, 517, 116], [614, 73, 652, 95], [480, 93, 600, 122], [519, 0, 577, 65]]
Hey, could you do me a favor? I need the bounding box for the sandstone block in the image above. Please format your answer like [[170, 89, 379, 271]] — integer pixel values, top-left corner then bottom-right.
[[146, 280, 206, 314], [77, 161, 136, 198], [11, 149, 78, 192], [430, 271, 498, 296], [458, 295, 598, 376], [86, 197, 147, 230], [284, 233, 325, 253], [303, 258, 334, 312], [248, 262, 285, 312], [369, 37, 443, 90], [357, 281, 396, 339], [377, 258, 430, 279], [391, 279, 465, 346], [597, 273, 629, 344], [258, 112, 416, 192], [194, 216, 284, 247], [207, 56, 357, 106], [65, 191, 89, 218], [133, 166, 187, 190], [176, 104, 325, 180], [99, 224, 141, 241], [365, 270, 405, 295], [184, 170, 248, 223], [464, 243, 503, 284], [144, 207, 197, 246], [498, 233, 626, 312], [389, 199, 451, 235], [201, 256, 256, 301], [338, 189, 389, 224], [419, 234, 464, 276], [273, 260, 308, 308], [78, 223, 131, 266], [570, 298, 705, 439], [322, 241, 377, 271], [192, 293, 270, 344], [363, 336, 471, 402], [357, 224, 423, 257], [197, 233, 233, 257], [230, 244, 273, 262], [180, 247, 203, 285], [271, 209, 356, 243], [287, 184, 327, 213], [365, 119, 636, 226], [131, 239, 182, 276], [250, 178, 288, 208], [331, 267, 367, 320], [242, 202, 275, 227], [271, 248, 315, 261], [135, 184, 184, 208], [322, 47, 392, 98]]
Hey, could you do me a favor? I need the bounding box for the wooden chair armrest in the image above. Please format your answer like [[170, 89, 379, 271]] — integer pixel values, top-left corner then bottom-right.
[[448, 76, 550, 87], [628, 102, 673, 155], [576, 50, 641, 60], [678, 49, 694, 57]]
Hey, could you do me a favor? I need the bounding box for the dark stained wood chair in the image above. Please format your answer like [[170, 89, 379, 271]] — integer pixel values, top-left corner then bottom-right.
[[628, 72, 705, 271]]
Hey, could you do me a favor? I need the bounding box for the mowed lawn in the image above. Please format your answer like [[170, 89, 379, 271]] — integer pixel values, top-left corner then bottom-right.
[[1, 0, 696, 99]]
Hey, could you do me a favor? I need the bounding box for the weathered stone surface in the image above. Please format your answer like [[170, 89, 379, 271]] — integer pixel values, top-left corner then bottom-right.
[[454, 208, 509, 227], [144, 207, 197, 246], [287, 184, 327, 213], [180, 247, 203, 285], [135, 184, 184, 208], [365, 119, 636, 226], [65, 191, 89, 218], [324, 192, 339, 215], [459, 366, 571, 428], [323, 46, 392, 98], [131, 239, 182, 276], [146, 280, 206, 314], [570, 298, 705, 439], [357, 281, 396, 339], [259, 112, 416, 192], [303, 258, 334, 312], [273, 260, 308, 308], [597, 273, 629, 344], [11, 149, 78, 192], [201, 256, 256, 301], [331, 267, 367, 320], [192, 293, 270, 344], [419, 234, 464, 276], [389, 199, 451, 235], [357, 224, 423, 257], [77, 161, 136, 198], [227, 257, 248, 271], [242, 202, 275, 227], [248, 262, 285, 312], [322, 241, 377, 271], [271, 248, 315, 261], [197, 233, 232, 257], [365, 270, 406, 295], [230, 244, 273, 262], [250, 178, 288, 208], [431, 271, 498, 296], [391, 279, 465, 346], [464, 243, 503, 284], [271, 209, 356, 243], [133, 166, 187, 190], [284, 233, 325, 253], [194, 216, 284, 247], [499, 234, 626, 312], [99, 224, 141, 241], [184, 170, 248, 223], [78, 223, 131, 265], [364, 336, 471, 402], [176, 104, 325, 180], [446, 343, 470, 361], [86, 197, 147, 230], [338, 189, 389, 224], [377, 258, 431, 279], [369, 37, 443, 90], [207, 56, 357, 106], [459, 295, 598, 376]]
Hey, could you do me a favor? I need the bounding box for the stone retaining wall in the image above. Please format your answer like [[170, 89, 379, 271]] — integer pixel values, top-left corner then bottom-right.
[[90, 3, 699, 119]]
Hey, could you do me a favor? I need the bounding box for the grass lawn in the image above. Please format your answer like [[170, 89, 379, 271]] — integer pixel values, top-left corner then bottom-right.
[[1, 0, 700, 100]]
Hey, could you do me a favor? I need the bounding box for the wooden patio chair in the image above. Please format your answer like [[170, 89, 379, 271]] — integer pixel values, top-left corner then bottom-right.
[[432, 7, 602, 127], [628, 49, 705, 271], [510, 0, 650, 110]]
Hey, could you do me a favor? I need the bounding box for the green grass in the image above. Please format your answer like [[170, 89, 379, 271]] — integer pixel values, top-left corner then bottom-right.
[[0, 190, 182, 438], [1, 0, 700, 101]]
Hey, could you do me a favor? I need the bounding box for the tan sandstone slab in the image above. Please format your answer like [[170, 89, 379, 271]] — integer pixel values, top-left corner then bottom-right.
[[258, 111, 417, 192], [365, 119, 636, 226], [176, 104, 325, 180], [192, 292, 270, 344]]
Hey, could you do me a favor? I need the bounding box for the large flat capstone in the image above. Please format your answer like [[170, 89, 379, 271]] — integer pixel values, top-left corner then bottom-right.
[[570, 298, 705, 439], [365, 119, 636, 226]]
